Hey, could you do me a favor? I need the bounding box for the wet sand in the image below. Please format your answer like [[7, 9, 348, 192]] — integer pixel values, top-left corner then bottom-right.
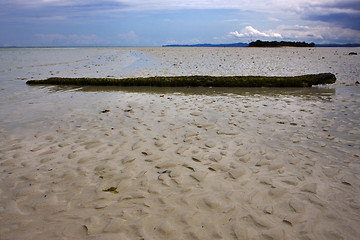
[[0, 47, 360, 239], [1, 86, 360, 240]]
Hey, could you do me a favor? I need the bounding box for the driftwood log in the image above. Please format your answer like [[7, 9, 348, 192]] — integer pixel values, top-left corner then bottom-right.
[[26, 73, 336, 87]]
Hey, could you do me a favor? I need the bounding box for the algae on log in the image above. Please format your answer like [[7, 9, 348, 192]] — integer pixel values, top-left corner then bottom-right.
[[26, 73, 336, 87]]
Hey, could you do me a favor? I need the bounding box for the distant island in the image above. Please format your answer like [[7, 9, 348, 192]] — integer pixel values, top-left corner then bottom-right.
[[162, 40, 360, 48], [162, 40, 315, 47], [248, 40, 315, 47], [162, 42, 248, 47]]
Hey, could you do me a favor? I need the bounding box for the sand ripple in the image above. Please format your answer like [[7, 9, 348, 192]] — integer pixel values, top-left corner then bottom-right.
[[1, 86, 360, 240]]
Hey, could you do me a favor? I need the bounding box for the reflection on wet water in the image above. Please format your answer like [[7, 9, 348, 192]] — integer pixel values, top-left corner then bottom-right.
[[39, 84, 336, 99]]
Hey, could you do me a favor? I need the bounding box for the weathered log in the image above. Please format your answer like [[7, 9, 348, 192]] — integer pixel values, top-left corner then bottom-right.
[[26, 73, 336, 87]]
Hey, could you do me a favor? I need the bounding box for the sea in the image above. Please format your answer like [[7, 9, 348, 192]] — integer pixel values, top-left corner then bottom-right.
[[0, 47, 359, 135]]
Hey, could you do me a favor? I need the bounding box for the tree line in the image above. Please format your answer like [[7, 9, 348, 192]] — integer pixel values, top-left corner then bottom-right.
[[249, 40, 315, 47]]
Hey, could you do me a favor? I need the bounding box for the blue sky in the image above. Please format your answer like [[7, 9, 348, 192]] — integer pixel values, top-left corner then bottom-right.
[[0, 0, 359, 46]]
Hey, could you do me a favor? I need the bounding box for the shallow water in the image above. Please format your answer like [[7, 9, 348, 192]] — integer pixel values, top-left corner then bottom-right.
[[0, 47, 360, 240]]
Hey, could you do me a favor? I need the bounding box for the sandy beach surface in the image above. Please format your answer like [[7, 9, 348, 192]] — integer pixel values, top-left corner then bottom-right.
[[0, 47, 360, 239]]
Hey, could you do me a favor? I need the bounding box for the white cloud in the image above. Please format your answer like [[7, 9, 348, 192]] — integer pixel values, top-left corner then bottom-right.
[[223, 19, 242, 23], [35, 33, 65, 41], [3, 0, 360, 45], [267, 17, 280, 22], [228, 24, 360, 44], [118, 31, 139, 43], [164, 38, 201, 45], [4, 0, 349, 13], [67, 34, 104, 44], [35, 33, 105, 45], [229, 26, 282, 39], [4, 0, 359, 26], [275, 24, 360, 43], [275, 25, 324, 40]]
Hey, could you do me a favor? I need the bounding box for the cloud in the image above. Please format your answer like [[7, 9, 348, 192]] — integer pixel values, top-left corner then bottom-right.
[[228, 24, 360, 43], [3, 0, 359, 13], [67, 34, 104, 44], [2, 0, 360, 45], [35, 33, 105, 45], [223, 19, 242, 23], [118, 31, 139, 44], [35, 33, 65, 42], [4, 0, 355, 16], [229, 26, 282, 39], [267, 17, 280, 22], [292, 0, 360, 30], [3, 0, 360, 31], [275, 25, 323, 39], [163, 38, 201, 46], [305, 12, 360, 30], [0, 0, 129, 22], [275, 24, 360, 43]]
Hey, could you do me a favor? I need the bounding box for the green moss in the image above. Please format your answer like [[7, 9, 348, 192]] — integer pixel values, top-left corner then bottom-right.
[[26, 73, 336, 88]]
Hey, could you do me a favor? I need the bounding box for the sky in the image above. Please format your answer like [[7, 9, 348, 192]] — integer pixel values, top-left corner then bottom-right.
[[0, 0, 360, 46]]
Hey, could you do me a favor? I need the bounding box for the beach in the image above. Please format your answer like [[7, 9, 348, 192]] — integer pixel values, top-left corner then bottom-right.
[[0, 47, 360, 239]]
